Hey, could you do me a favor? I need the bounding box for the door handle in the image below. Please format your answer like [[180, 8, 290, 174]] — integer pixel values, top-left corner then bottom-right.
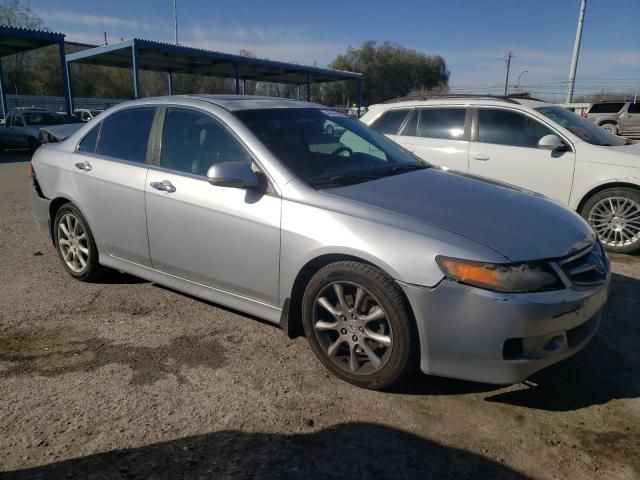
[[74, 161, 92, 171], [472, 154, 490, 161], [150, 180, 176, 193]]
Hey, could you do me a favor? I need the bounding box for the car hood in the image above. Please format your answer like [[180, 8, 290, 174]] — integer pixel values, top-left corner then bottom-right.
[[39, 123, 84, 142], [324, 168, 595, 262]]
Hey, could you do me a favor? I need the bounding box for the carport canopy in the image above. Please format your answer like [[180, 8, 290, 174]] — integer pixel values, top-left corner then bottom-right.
[[65, 38, 363, 109], [0, 26, 72, 117]]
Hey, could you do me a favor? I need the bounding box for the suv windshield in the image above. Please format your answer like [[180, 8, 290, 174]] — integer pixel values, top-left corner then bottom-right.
[[234, 108, 428, 188], [23, 112, 68, 126], [535, 106, 627, 146]]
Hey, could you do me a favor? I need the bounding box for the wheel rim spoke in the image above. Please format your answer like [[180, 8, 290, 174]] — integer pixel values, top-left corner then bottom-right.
[[589, 196, 640, 248], [313, 281, 393, 376], [58, 213, 89, 273]]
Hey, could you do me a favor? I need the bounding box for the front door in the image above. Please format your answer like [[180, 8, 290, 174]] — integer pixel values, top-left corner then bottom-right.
[[468, 107, 576, 204], [145, 107, 281, 305], [70, 106, 156, 267], [623, 102, 640, 132]]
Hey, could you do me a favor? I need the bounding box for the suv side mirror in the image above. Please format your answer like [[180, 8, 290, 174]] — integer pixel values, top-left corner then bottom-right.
[[538, 134, 565, 151], [206, 161, 259, 189]]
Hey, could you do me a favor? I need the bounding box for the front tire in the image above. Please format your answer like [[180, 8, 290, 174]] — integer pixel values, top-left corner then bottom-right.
[[581, 187, 640, 254], [302, 261, 417, 389], [53, 204, 106, 281]]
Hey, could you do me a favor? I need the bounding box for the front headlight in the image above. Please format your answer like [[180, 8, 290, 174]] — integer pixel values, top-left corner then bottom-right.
[[436, 256, 564, 293]]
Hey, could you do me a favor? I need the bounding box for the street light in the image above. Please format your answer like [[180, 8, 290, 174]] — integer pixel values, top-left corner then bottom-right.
[[516, 70, 528, 90]]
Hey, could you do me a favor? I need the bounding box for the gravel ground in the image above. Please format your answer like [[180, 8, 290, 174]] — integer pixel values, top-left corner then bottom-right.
[[1, 151, 638, 479]]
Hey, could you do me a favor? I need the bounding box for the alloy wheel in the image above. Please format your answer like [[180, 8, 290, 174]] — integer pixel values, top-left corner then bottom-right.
[[312, 281, 393, 375], [57, 213, 90, 273], [588, 196, 640, 248]]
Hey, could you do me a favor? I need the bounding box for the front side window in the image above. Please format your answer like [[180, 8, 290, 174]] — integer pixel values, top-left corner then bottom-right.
[[77, 124, 101, 153], [628, 103, 640, 114], [536, 106, 626, 146], [369, 109, 410, 134], [96, 107, 155, 163], [13, 115, 24, 127], [160, 108, 252, 176], [417, 108, 466, 140], [23, 112, 66, 126], [235, 108, 427, 188], [477, 109, 555, 148]]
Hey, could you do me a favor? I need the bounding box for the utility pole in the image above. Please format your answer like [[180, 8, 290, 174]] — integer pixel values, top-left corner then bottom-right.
[[566, 0, 587, 103], [103, 32, 108, 45], [173, 0, 179, 45], [503, 51, 514, 96]]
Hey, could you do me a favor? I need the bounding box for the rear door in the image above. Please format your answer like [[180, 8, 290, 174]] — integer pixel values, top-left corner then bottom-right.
[[394, 107, 470, 172], [623, 102, 640, 132], [145, 106, 281, 305], [70, 106, 156, 267], [10, 113, 28, 147], [468, 107, 575, 204]]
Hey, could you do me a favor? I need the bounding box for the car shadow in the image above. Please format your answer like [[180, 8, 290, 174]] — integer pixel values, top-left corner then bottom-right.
[[2, 422, 530, 480], [0, 149, 31, 163], [484, 272, 640, 411]]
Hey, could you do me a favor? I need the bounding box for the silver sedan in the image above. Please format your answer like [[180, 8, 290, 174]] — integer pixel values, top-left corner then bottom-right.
[[29, 95, 609, 389]]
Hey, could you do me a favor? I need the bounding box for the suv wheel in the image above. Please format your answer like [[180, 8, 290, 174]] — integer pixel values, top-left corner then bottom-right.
[[600, 122, 618, 135], [53, 204, 106, 281], [581, 187, 640, 254], [302, 261, 417, 389]]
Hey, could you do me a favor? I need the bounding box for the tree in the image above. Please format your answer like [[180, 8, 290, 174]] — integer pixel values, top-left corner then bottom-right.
[[0, 0, 43, 28], [323, 41, 449, 106]]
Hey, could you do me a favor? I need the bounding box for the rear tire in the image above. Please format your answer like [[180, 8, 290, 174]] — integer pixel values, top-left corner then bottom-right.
[[580, 187, 640, 254], [302, 261, 418, 389], [53, 204, 107, 281], [600, 122, 618, 135]]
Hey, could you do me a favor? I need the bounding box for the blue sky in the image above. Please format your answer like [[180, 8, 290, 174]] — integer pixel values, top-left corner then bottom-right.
[[31, 0, 640, 100]]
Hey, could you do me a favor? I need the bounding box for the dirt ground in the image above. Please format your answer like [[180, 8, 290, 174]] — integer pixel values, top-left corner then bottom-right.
[[0, 151, 638, 479]]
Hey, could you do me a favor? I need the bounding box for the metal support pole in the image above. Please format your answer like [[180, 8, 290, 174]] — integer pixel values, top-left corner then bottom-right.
[[132, 43, 140, 98], [173, 0, 179, 45], [242, 79, 246, 95], [0, 58, 7, 119], [306, 72, 311, 102], [566, 0, 587, 103], [235, 63, 240, 95], [296, 84, 300, 101], [503, 51, 513, 96], [64, 60, 74, 113], [59, 41, 73, 115], [357, 77, 363, 117], [167, 72, 173, 95]]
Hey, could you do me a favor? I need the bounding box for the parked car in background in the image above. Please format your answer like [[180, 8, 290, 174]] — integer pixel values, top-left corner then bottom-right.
[[362, 95, 640, 253], [74, 108, 104, 122], [584, 101, 640, 135], [0, 108, 81, 151], [30, 95, 608, 389]]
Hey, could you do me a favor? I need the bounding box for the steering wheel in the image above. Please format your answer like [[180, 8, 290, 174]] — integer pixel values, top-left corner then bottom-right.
[[331, 146, 354, 157]]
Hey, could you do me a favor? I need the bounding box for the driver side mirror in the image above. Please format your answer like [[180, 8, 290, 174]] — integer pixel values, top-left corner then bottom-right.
[[538, 134, 566, 151], [206, 161, 259, 189]]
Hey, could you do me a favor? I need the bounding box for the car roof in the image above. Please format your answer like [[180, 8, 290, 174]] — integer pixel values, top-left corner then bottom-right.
[[130, 94, 322, 112], [369, 95, 549, 110]]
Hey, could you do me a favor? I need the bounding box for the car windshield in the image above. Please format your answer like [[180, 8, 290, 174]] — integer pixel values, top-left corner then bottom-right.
[[535, 106, 627, 146], [23, 112, 68, 126], [234, 108, 428, 188]]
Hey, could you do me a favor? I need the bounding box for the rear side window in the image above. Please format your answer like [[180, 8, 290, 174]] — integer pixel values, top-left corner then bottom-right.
[[369, 109, 410, 134], [13, 115, 24, 127], [77, 125, 100, 153], [417, 108, 466, 140], [477, 109, 555, 148], [96, 107, 155, 163], [628, 103, 640, 114], [160, 108, 252, 176], [589, 103, 624, 114]]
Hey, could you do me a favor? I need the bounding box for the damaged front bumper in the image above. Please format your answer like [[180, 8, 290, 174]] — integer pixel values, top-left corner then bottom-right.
[[400, 275, 608, 385]]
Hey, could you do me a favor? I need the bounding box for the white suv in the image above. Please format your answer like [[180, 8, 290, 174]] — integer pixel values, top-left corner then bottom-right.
[[361, 96, 640, 253]]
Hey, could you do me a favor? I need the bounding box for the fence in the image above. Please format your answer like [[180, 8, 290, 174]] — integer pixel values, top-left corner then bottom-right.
[[5, 94, 125, 114]]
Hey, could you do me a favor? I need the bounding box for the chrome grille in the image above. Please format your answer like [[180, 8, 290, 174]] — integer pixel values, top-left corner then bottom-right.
[[558, 242, 609, 286]]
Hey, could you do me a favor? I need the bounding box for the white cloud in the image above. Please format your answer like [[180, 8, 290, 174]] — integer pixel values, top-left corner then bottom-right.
[[37, 10, 159, 31]]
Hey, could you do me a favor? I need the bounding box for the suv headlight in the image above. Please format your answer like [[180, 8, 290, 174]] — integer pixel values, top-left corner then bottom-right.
[[436, 256, 564, 293]]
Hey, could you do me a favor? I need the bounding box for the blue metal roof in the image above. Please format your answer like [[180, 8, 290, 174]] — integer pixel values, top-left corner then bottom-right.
[[0, 25, 65, 57], [66, 38, 362, 84]]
